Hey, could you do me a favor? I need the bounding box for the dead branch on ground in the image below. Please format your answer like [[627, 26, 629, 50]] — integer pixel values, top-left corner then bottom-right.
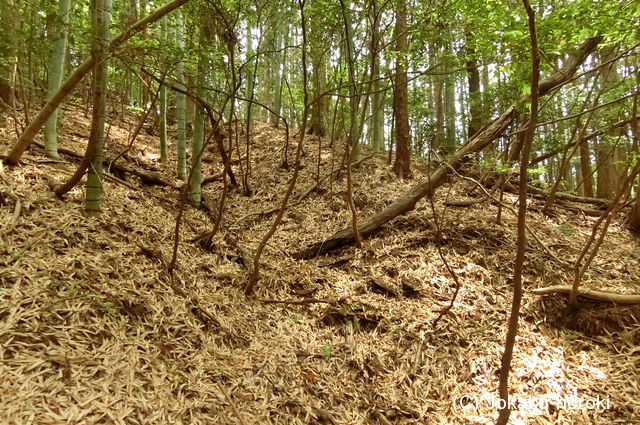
[[532, 285, 640, 304], [293, 36, 602, 260]]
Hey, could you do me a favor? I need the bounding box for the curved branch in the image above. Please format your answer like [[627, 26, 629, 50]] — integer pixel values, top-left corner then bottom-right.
[[4, 0, 192, 165]]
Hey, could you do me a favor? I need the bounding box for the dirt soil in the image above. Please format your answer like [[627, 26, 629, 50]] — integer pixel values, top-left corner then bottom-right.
[[1, 104, 639, 424]]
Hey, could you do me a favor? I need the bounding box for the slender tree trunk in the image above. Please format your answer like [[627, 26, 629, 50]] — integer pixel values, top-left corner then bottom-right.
[[44, 0, 71, 159], [244, 21, 256, 136], [482, 63, 490, 121], [0, 0, 17, 108], [308, 23, 328, 137], [392, 0, 411, 178], [309, 54, 328, 136], [579, 136, 594, 197], [175, 10, 187, 179], [444, 39, 457, 154], [243, 17, 262, 195], [271, 19, 287, 126], [339, 1, 361, 162], [595, 141, 617, 199], [190, 89, 205, 207], [466, 31, 481, 139], [339, 0, 363, 247], [496, 2, 539, 423], [370, 0, 384, 154], [604, 45, 626, 197], [85, 0, 111, 214], [188, 28, 207, 207], [434, 75, 445, 151], [272, 20, 288, 127], [159, 18, 168, 163], [3, 0, 191, 165], [629, 100, 640, 233]]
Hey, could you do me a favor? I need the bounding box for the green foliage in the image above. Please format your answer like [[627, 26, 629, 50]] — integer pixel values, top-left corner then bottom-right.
[[480, 157, 513, 174], [320, 343, 332, 359], [557, 223, 574, 236], [528, 165, 546, 177], [125, 104, 145, 114], [528, 166, 548, 188]]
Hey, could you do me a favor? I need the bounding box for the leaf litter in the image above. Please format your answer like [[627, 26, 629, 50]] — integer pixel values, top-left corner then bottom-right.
[[0, 104, 639, 424]]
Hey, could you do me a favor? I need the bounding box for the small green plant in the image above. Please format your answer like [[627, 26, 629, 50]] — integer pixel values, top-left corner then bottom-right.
[[126, 104, 145, 115], [558, 223, 574, 236], [528, 165, 547, 177], [562, 330, 579, 342], [100, 300, 121, 316], [320, 343, 332, 359], [479, 157, 514, 174], [291, 315, 300, 324]]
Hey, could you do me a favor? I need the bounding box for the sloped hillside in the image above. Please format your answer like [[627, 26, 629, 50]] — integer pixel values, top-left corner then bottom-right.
[[1, 105, 639, 424]]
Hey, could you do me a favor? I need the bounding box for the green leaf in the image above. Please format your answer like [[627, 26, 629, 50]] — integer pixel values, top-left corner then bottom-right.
[[320, 343, 332, 359], [505, 29, 524, 39]]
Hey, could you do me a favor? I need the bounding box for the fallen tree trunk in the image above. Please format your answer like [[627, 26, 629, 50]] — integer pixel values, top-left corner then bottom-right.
[[515, 182, 610, 206], [33, 141, 179, 189], [292, 108, 516, 259], [557, 202, 606, 217], [293, 36, 603, 260], [532, 285, 640, 304], [457, 171, 613, 207]]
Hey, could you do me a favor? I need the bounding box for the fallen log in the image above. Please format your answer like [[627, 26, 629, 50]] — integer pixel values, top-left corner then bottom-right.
[[444, 195, 488, 207], [516, 182, 610, 206], [200, 172, 224, 186], [293, 36, 603, 260], [33, 141, 179, 189], [463, 171, 612, 207], [556, 202, 605, 217], [532, 285, 640, 304]]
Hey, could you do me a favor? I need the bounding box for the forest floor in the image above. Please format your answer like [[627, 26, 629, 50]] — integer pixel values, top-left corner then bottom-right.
[[1, 104, 640, 425]]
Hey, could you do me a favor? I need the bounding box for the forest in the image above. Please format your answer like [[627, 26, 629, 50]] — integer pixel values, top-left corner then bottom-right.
[[1, 0, 640, 423]]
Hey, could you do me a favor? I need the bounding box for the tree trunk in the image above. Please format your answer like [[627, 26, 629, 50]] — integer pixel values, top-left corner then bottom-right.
[[482, 63, 490, 121], [85, 0, 111, 214], [595, 143, 618, 200], [175, 10, 187, 179], [0, 0, 17, 108], [466, 31, 482, 139], [391, 0, 411, 178], [294, 36, 602, 259], [3, 0, 191, 165], [579, 135, 594, 197], [244, 21, 256, 136], [628, 101, 640, 233], [43, 0, 71, 159], [190, 95, 205, 207], [159, 18, 168, 163], [433, 44, 445, 152], [308, 47, 327, 136], [370, 0, 384, 154], [444, 39, 457, 154], [271, 20, 287, 127], [339, 1, 361, 162]]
